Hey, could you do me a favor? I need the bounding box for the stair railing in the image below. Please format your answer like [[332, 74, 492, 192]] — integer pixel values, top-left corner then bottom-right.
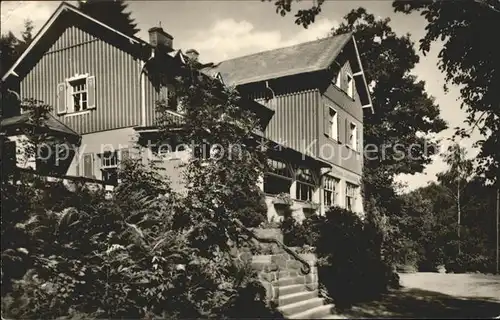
[[233, 218, 311, 275]]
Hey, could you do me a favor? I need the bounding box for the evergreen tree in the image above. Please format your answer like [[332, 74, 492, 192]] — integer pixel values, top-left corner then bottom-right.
[[78, 0, 140, 37], [1, 19, 35, 78], [0, 32, 19, 78]]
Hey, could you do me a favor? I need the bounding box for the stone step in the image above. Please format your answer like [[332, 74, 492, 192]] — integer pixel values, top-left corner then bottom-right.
[[288, 304, 336, 319], [279, 290, 319, 307], [278, 297, 325, 316], [275, 276, 302, 287], [318, 314, 348, 319], [278, 284, 307, 296]]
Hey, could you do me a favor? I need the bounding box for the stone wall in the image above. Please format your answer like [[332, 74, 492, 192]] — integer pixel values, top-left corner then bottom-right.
[[251, 252, 318, 302]]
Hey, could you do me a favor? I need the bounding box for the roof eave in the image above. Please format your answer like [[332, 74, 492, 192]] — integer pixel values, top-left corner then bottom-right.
[[351, 35, 374, 114], [2, 1, 147, 82]]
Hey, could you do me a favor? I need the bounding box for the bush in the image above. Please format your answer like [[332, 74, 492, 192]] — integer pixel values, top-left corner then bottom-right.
[[1, 161, 280, 319], [283, 206, 399, 310], [445, 252, 494, 274]]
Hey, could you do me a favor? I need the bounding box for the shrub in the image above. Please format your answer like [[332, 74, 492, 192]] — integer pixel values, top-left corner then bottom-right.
[[284, 206, 399, 310], [1, 161, 280, 319]]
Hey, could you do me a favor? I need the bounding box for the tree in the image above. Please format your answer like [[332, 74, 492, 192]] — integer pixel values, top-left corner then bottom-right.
[[393, 0, 500, 187], [0, 32, 19, 78], [263, 0, 326, 28], [152, 57, 268, 254], [437, 143, 474, 255], [14, 20, 35, 57], [330, 9, 447, 208], [78, 0, 140, 37], [1, 19, 35, 78]]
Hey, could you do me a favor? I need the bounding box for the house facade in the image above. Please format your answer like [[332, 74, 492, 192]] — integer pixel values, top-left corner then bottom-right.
[[1, 2, 373, 221]]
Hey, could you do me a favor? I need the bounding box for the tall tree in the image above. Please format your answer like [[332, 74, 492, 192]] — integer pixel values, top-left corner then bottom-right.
[[329, 9, 447, 208], [1, 19, 35, 78], [0, 32, 19, 78], [393, 0, 500, 186], [15, 19, 35, 57], [437, 143, 474, 254], [78, 0, 140, 37]]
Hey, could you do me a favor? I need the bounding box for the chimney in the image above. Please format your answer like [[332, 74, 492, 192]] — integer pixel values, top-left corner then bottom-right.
[[185, 49, 199, 62], [148, 27, 173, 52]]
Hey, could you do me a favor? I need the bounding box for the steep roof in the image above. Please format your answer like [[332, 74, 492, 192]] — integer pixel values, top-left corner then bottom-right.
[[1, 112, 80, 138], [202, 33, 353, 86], [1, 1, 147, 82]]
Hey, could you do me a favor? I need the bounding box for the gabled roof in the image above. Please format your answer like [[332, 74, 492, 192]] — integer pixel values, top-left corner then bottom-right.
[[1, 1, 148, 82], [203, 33, 353, 86], [203, 33, 374, 113]]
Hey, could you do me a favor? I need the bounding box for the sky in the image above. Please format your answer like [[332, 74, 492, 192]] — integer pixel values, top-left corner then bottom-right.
[[0, 0, 483, 192]]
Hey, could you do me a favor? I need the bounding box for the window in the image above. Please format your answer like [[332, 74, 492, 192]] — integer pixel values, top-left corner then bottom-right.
[[329, 107, 338, 141], [345, 182, 358, 212], [295, 167, 316, 202], [263, 158, 293, 195], [57, 74, 95, 115], [100, 150, 118, 185], [346, 73, 354, 98], [323, 175, 339, 208], [69, 78, 88, 112], [98, 149, 129, 185], [349, 122, 358, 151], [161, 84, 184, 114], [332, 64, 341, 88]]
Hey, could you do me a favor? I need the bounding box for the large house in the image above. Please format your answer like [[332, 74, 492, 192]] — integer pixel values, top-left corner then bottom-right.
[[1, 2, 373, 221]]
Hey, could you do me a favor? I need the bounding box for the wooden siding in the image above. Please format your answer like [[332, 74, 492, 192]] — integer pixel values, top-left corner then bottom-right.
[[250, 89, 319, 157], [318, 59, 363, 175], [20, 25, 142, 135]]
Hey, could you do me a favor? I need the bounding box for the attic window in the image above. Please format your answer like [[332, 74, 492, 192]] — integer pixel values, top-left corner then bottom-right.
[[57, 74, 96, 115], [346, 73, 354, 98], [70, 78, 87, 112]]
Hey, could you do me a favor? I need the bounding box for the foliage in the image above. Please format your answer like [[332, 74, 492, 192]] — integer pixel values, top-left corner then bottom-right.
[[153, 57, 269, 253], [281, 207, 399, 309], [396, 175, 497, 273], [0, 19, 35, 78], [3, 37, 278, 319], [1, 157, 280, 319], [393, 0, 500, 186], [78, 0, 140, 37], [263, 0, 326, 28], [330, 8, 447, 203]]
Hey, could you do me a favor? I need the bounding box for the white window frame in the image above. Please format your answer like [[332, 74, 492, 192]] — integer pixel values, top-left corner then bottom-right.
[[295, 167, 317, 202], [66, 73, 89, 114], [99, 150, 127, 184], [349, 122, 358, 151], [345, 182, 358, 212], [323, 175, 339, 208], [346, 73, 354, 98], [328, 106, 339, 141]]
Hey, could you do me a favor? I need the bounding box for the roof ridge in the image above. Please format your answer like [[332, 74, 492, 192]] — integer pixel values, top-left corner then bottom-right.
[[213, 31, 352, 66]]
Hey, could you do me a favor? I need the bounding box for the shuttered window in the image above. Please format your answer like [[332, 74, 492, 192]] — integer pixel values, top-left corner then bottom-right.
[[59, 74, 96, 115]]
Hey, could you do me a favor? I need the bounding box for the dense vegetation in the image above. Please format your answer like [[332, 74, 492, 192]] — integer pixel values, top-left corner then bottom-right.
[[281, 205, 400, 310]]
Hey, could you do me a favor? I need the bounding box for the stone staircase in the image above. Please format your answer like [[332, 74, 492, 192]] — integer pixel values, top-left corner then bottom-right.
[[252, 252, 345, 319]]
